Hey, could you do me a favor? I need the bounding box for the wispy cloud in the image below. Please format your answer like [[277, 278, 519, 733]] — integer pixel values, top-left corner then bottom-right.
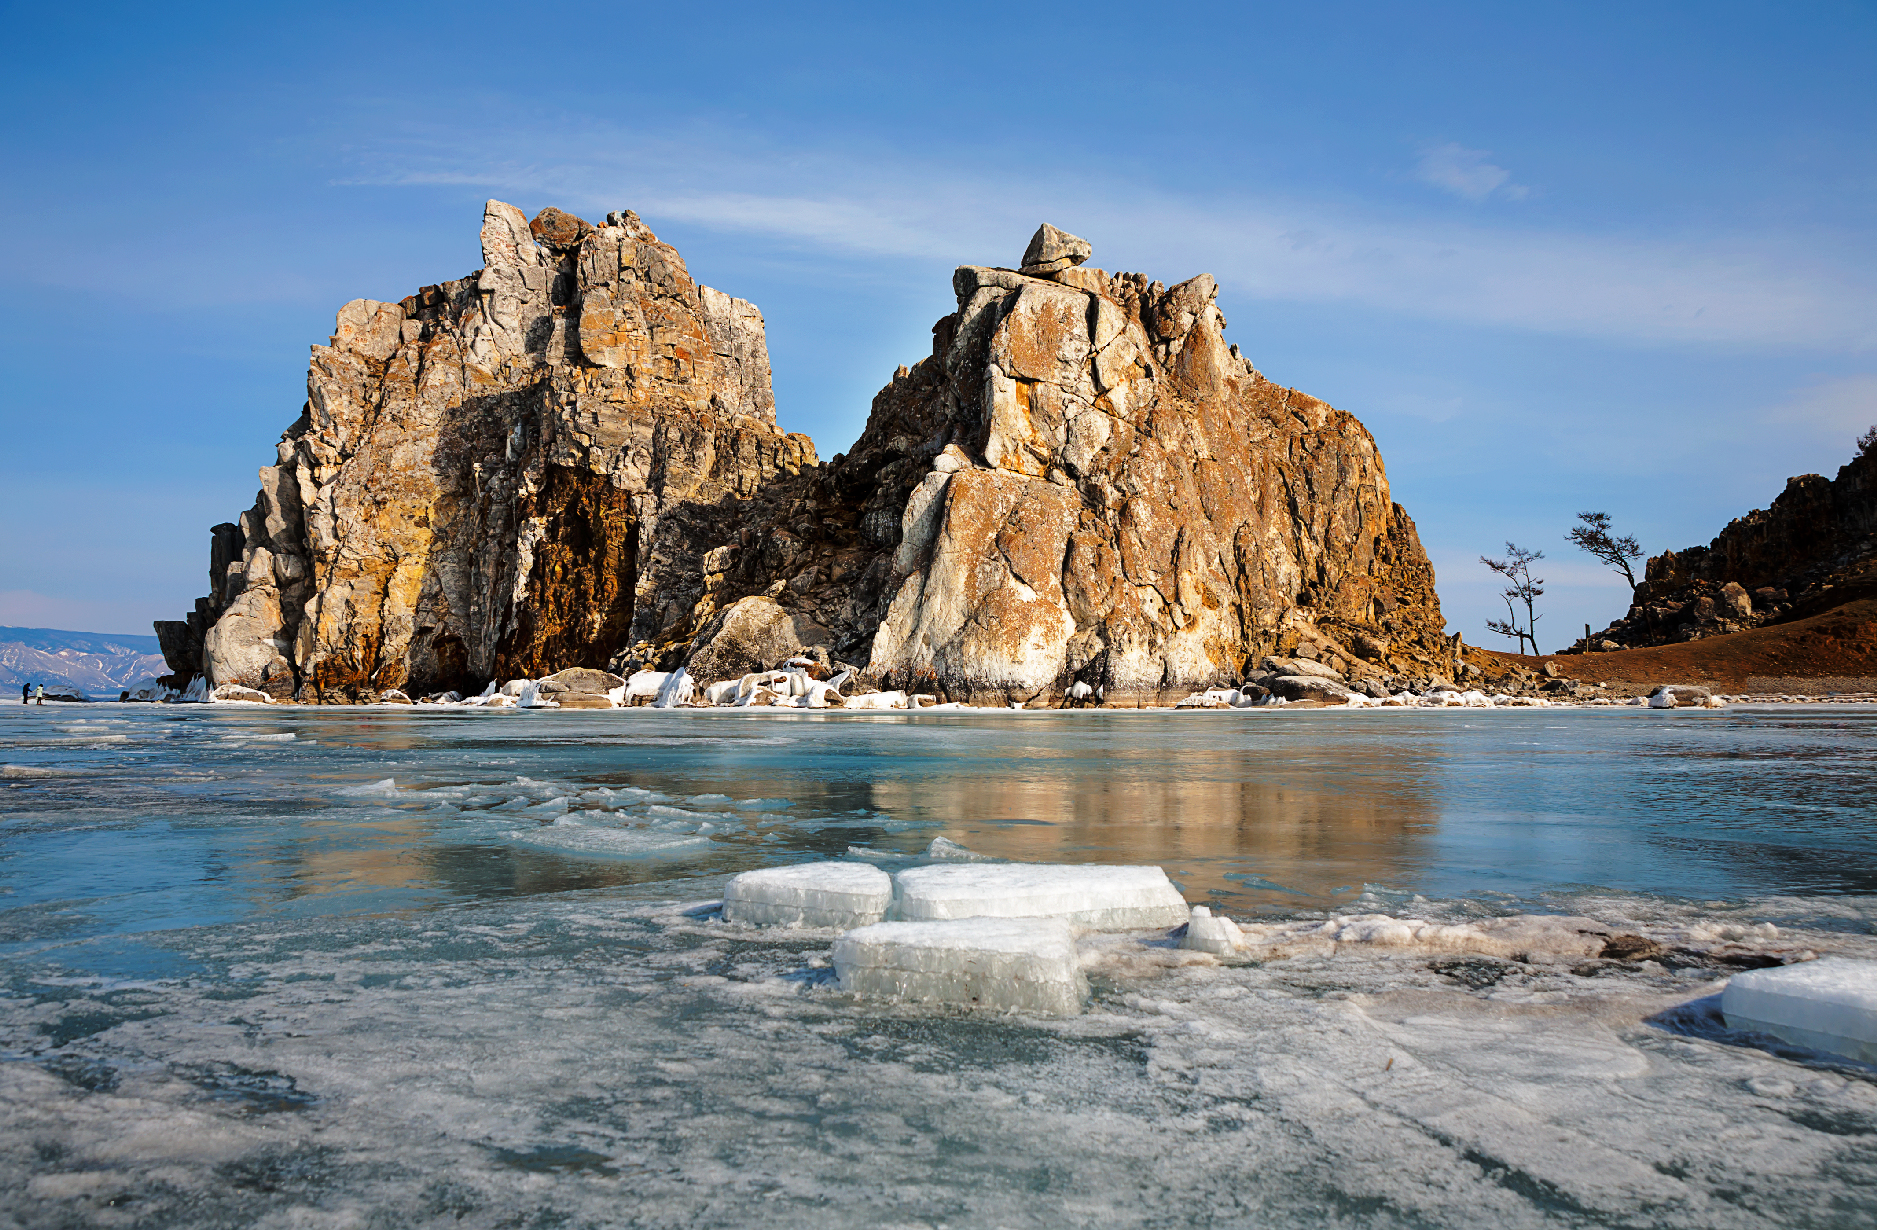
[[341, 118, 1874, 354], [1770, 373, 1877, 433], [1414, 143, 1530, 202]]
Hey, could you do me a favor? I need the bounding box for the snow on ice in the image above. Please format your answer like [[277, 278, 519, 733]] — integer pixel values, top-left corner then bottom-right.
[[892, 863, 1192, 930], [724, 863, 894, 928]]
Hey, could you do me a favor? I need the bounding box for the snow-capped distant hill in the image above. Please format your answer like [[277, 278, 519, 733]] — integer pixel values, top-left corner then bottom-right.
[[0, 626, 168, 699]]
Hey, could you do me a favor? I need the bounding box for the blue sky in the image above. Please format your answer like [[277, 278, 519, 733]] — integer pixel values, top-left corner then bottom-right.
[[2, 1, 1873, 655]]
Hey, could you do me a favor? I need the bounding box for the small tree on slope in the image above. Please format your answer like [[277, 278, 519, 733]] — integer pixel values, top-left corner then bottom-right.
[[1482, 543, 1545, 656], [1859, 424, 1876, 458], [1566, 511, 1644, 592]]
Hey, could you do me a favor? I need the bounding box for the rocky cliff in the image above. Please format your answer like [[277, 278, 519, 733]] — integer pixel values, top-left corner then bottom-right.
[[1574, 448, 1877, 652], [158, 202, 813, 700], [160, 206, 1452, 704]]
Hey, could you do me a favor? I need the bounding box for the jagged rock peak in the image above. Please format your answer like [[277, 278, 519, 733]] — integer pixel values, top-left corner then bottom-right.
[[1020, 223, 1092, 275]]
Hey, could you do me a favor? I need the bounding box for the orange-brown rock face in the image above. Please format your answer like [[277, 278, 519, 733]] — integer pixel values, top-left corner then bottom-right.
[[161, 201, 812, 700], [161, 211, 1449, 704], [705, 236, 1453, 704]]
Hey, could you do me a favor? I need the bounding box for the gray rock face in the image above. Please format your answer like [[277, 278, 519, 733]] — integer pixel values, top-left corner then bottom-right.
[[543, 667, 624, 695], [1264, 657, 1345, 680], [1020, 224, 1093, 275], [1269, 676, 1355, 703], [683, 596, 828, 683]]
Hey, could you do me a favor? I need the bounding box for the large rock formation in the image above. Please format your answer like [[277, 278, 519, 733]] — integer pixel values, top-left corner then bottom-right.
[[1574, 447, 1877, 652], [159, 202, 812, 700], [160, 209, 1452, 704]]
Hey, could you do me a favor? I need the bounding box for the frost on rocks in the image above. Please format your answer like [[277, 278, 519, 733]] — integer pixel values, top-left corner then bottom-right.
[[1723, 958, 1877, 1063], [892, 863, 1190, 930], [1227, 913, 1616, 961], [723, 862, 893, 928], [1179, 905, 1247, 955], [832, 918, 1087, 1014]]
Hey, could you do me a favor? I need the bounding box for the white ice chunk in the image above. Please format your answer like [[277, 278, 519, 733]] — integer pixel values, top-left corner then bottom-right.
[[653, 667, 694, 708], [1179, 905, 1246, 955], [832, 918, 1087, 1014], [722, 862, 893, 928], [1723, 958, 1877, 1063], [892, 863, 1190, 930]]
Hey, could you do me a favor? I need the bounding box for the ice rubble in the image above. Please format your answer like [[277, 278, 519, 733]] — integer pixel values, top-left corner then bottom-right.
[[1723, 958, 1877, 1063], [832, 918, 1088, 1015], [723, 863, 893, 928], [892, 863, 1191, 929], [1178, 905, 1246, 955]]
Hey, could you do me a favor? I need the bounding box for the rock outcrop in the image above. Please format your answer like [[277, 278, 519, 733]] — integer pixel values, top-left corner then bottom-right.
[[1572, 448, 1877, 652], [161, 210, 1451, 704], [158, 201, 812, 700], [687, 226, 1453, 704]]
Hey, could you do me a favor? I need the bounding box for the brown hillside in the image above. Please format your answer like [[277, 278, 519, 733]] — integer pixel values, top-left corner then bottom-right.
[[1473, 598, 1877, 693]]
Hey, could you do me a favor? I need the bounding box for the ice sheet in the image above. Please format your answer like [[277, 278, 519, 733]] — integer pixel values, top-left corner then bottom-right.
[[1723, 958, 1877, 1063], [723, 862, 893, 928], [892, 863, 1191, 929], [832, 917, 1087, 1014]]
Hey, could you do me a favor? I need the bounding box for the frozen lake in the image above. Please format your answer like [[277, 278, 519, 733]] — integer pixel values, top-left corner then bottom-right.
[[3, 702, 1876, 1227]]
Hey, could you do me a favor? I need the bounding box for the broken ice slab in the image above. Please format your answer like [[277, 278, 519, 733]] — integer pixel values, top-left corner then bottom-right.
[[721, 862, 892, 928], [891, 863, 1189, 930], [1722, 958, 1877, 1063], [1179, 905, 1246, 955], [831, 918, 1087, 1014]]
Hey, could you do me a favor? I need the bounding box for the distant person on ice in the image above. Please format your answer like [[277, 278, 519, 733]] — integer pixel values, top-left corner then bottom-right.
[[19, 683, 26, 705], [33, 684, 44, 705]]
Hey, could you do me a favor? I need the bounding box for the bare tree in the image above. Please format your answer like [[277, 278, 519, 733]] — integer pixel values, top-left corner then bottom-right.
[[1565, 511, 1644, 592], [1859, 424, 1877, 458], [1482, 543, 1545, 656]]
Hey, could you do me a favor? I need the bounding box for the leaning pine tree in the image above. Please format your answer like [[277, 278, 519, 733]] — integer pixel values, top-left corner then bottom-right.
[[1482, 543, 1545, 656]]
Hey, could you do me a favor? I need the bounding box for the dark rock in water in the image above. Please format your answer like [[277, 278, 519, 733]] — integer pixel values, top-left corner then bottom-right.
[[158, 203, 1451, 705], [1599, 934, 1666, 961]]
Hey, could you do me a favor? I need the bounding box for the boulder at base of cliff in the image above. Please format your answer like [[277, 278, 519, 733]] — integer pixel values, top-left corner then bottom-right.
[[685, 596, 829, 683], [1270, 676, 1355, 704], [40, 685, 88, 703], [1264, 657, 1345, 681], [1648, 684, 1714, 708], [210, 684, 272, 703], [542, 667, 625, 695]]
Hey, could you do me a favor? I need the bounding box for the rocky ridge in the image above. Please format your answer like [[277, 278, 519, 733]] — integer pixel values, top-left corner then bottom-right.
[[159, 205, 1453, 706], [1565, 448, 1876, 654]]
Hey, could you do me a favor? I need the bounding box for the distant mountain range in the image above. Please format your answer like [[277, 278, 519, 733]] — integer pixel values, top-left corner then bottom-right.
[[0, 626, 168, 699]]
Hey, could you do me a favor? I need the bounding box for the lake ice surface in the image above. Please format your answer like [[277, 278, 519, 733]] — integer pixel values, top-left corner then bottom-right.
[[3, 701, 1877, 1227]]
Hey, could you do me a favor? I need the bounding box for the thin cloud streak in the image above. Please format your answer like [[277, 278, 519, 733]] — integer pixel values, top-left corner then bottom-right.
[[1415, 143, 1530, 202], [346, 121, 1877, 355]]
